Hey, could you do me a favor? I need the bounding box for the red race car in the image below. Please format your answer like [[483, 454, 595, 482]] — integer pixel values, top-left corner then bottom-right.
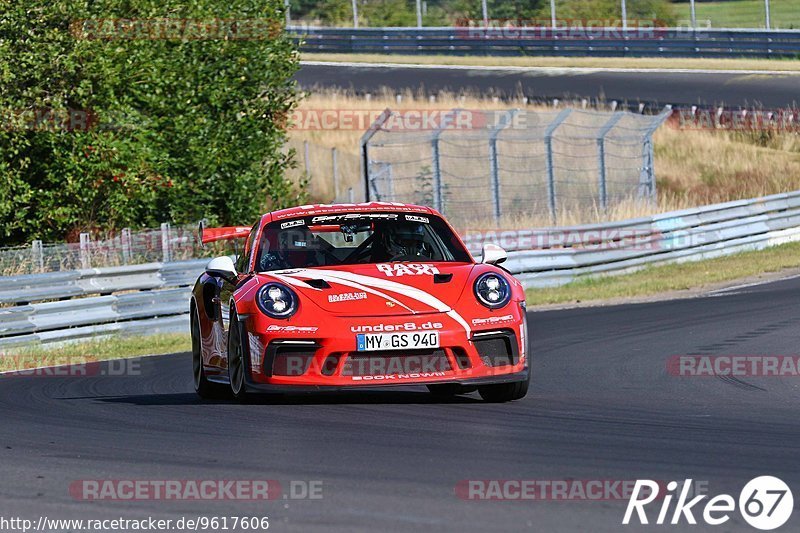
[[190, 202, 530, 402]]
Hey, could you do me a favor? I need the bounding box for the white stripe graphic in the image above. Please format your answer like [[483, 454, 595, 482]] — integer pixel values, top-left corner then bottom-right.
[[269, 271, 415, 313], [274, 268, 472, 336]]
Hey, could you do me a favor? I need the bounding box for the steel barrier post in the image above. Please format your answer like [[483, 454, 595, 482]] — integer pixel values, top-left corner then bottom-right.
[[121, 228, 132, 264], [765, 0, 771, 30], [332, 147, 340, 202], [621, 0, 628, 31], [488, 109, 520, 225], [544, 108, 572, 225], [597, 112, 624, 212], [360, 109, 393, 202], [431, 132, 443, 212], [79, 233, 91, 269], [303, 141, 310, 176], [639, 107, 672, 202], [31, 240, 43, 273], [161, 223, 171, 263]]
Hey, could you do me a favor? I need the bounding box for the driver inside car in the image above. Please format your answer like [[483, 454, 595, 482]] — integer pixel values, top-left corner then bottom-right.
[[374, 222, 434, 261]]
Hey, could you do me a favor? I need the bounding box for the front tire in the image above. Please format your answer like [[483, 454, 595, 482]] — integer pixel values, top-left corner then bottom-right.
[[478, 366, 530, 403], [227, 311, 250, 403]]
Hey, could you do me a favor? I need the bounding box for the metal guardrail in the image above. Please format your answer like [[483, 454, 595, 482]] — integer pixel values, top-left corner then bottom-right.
[[289, 27, 800, 58], [0, 259, 207, 305], [1, 190, 800, 347], [0, 260, 207, 348], [465, 190, 800, 287]]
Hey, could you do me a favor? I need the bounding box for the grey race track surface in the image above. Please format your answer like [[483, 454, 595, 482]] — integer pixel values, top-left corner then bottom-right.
[[1, 275, 800, 532], [295, 63, 800, 108]]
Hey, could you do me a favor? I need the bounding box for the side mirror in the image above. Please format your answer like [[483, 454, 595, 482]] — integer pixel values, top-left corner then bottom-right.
[[206, 256, 237, 281], [481, 243, 507, 265]]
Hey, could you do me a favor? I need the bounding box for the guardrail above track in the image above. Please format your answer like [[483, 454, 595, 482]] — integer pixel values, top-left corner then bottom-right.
[[0, 259, 207, 306], [464, 190, 800, 286], [0, 260, 207, 348], [288, 26, 800, 59], [2, 190, 800, 347]]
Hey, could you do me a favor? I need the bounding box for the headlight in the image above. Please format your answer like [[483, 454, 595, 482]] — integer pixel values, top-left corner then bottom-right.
[[474, 273, 511, 309], [257, 283, 298, 318]]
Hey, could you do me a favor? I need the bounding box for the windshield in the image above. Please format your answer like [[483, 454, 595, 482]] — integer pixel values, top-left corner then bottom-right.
[[255, 212, 471, 272]]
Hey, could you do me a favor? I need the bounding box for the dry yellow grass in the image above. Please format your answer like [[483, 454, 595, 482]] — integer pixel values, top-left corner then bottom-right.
[[288, 91, 800, 227], [654, 126, 800, 205], [303, 53, 800, 73]]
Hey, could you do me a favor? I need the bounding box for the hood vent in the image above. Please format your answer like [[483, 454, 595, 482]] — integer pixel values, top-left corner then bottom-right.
[[304, 279, 331, 289]]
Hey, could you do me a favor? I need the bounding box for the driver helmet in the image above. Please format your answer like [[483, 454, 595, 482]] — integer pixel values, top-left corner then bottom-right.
[[382, 222, 427, 258]]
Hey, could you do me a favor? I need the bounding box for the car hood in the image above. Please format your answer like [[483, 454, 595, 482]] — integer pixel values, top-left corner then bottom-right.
[[261, 263, 475, 317]]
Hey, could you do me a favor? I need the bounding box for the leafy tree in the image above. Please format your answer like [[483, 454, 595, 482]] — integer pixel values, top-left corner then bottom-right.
[[362, 0, 418, 27], [294, 0, 676, 26], [0, 0, 301, 245], [309, 0, 356, 25], [554, 0, 676, 26], [446, 0, 548, 22]]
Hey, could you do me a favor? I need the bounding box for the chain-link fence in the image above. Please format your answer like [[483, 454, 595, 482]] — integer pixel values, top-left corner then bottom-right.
[[0, 224, 207, 276], [284, 138, 363, 203], [362, 107, 670, 227]]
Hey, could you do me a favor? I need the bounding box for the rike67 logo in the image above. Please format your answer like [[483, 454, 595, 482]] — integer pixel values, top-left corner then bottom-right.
[[624, 477, 793, 530]]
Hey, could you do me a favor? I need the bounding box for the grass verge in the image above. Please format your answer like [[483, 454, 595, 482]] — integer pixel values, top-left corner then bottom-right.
[[302, 53, 800, 72], [525, 241, 800, 306], [0, 333, 190, 372], [691, 0, 800, 29]]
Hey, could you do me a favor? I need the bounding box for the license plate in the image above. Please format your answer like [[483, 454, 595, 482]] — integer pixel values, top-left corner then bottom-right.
[[356, 332, 440, 352]]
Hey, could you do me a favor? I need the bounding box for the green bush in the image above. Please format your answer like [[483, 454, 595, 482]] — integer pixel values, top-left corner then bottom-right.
[[554, 0, 677, 26], [294, 0, 675, 26], [0, 0, 301, 245]]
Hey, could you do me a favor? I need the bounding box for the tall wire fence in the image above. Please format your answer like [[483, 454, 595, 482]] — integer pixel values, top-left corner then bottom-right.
[[284, 138, 363, 203], [0, 224, 212, 276], [362, 107, 670, 227]]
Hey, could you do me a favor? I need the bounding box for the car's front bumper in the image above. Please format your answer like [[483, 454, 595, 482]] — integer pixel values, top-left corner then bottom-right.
[[241, 310, 528, 389], [243, 368, 530, 393]]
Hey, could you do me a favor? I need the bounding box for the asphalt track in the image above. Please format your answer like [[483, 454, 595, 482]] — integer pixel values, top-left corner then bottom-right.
[[295, 62, 800, 108], [2, 275, 799, 532]]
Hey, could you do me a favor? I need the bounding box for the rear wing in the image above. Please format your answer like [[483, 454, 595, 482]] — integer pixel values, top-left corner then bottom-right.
[[198, 221, 251, 246]]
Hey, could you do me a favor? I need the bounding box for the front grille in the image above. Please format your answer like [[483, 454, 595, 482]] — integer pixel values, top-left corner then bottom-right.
[[342, 349, 451, 376], [473, 331, 518, 367], [264, 342, 320, 377], [452, 347, 472, 369], [321, 354, 342, 376], [272, 350, 315, 376]]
